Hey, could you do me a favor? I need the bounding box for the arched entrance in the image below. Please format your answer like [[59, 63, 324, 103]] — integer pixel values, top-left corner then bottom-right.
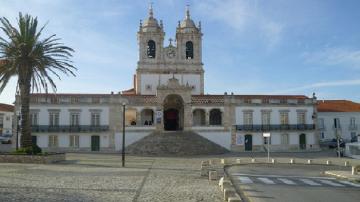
[[163, 94, 184, 131], [299, 133, 306, 150]]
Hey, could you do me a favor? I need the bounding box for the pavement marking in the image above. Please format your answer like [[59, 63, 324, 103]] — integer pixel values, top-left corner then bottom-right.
[[338, 181, 360, 188], [238, 176, 253, 184], [257, 177, 275, 184], [319, 180, 345, 187], [232, 173, 335, 180], [300, 179, 321, 186], [278, 178, 296, 185]]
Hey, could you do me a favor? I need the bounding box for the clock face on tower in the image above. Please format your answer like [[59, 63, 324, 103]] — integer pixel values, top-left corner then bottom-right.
[[166, 47, 176, 59]]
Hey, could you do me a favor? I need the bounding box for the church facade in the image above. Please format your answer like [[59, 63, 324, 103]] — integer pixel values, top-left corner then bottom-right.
[[14, 7, 319, 152]]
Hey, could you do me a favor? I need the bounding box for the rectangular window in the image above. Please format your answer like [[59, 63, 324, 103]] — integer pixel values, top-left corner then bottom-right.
[[334, 118, 340, 129], [70, 113, 80, 126], [318, 118, 324, 129], [69, 135, 79, 148], [281, 134, 289, 145], [261, 112, 271, 125], [49, 112, 59, 126], [350, 117, 356, 127], [91, 113, 100, 126], [0, 115, 3, 128], [30, 113, 38, 126], [297, 112, 306, 125], [243, 112, 253, 125], [321, 132, 325, 139], [48, 135, 58, 147], [280, 112, 289, 125]]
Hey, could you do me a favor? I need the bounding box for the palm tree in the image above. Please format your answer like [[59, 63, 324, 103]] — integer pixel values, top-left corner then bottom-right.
[[0, 13, 76, 150]]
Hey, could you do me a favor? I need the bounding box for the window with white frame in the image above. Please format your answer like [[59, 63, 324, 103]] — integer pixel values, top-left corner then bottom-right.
[[297, 111, 306, 125], [243, 111, 253, 125], [91, 112, 100, 126], [30, 113, 38, 126], [49, 112, 59, 126], [321, 132, 325, 139], [48, 135, 58, 147], [350, 117, 356, 127], [318, 118, 324, 129], [281, 134, 289, 144], [280, 112, 289, 125], [334, 118, 341, 129], [69, 135, 79, 148], [261, 111, 271, 126], [70, 113, 80, 126]]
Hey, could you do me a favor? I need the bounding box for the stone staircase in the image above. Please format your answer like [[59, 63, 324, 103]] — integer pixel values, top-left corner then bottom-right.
[[126, 131, 229, 156]]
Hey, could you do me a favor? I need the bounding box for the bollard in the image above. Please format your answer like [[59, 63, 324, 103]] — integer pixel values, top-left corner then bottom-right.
[[326, 160, 331, 165], [224, 188, 236, 201], [221, 181, 232, 192], [307, 159, 312, 164], [344, 161, 350, 167], [271, 159, 276, 164], [351, 166, 360, 175], [236, 159, 241, 164], [209, 170, 218, 181], [290, 159, 295, 164], [251, 158, 256, 163]]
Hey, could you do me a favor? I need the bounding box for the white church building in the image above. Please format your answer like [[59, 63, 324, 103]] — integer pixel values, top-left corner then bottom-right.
[[14, 6, 319, 153]]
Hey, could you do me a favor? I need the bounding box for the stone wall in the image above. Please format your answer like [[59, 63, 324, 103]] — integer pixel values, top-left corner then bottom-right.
[[0, 153, 65, 164]]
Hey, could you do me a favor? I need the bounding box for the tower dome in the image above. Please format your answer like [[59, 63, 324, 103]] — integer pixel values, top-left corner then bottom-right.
[[178, 6, 200, 33], [141, 4, 162, 32]]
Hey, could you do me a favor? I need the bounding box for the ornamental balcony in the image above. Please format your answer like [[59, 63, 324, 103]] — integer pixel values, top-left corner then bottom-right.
[[235, 124, 315, 132], [31, 125, 109, 133]]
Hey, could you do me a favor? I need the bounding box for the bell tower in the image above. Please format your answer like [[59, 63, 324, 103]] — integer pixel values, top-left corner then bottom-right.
[[135, 5, 204, 95]]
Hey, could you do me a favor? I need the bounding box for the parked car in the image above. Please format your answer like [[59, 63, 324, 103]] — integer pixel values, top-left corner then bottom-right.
[[0, 134, 12, 144], [320, 138, 345, 148]]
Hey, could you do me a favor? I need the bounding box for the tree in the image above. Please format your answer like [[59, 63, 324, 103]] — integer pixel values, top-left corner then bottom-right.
[[0, 13, 76, 150]]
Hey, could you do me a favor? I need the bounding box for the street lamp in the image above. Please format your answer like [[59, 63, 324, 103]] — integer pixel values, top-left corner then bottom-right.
[[16, 113, 20, 150], [122, 102, 126, 167]]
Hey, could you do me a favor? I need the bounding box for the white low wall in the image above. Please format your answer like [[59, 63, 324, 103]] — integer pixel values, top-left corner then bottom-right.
[[196, 131, 231, 150]]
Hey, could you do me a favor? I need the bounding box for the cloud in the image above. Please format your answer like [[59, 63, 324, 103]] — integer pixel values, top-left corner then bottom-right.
[[302, 47, 360, 69], [272, 79, 360, 94], [195, 0, 283, 49]]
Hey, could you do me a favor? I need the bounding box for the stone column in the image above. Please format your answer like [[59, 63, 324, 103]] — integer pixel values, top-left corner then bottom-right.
[[183, 103, 192, 131], [108, 104, 122, 150], [136, 109, 141, 126], [205, 110, 210, 126]]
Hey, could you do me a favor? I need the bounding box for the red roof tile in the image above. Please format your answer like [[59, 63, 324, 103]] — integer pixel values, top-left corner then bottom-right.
[[317, 100, 360, 112], [0, 103, 14, 112]]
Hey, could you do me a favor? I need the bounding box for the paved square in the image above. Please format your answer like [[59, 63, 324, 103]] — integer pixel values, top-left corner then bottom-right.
[[0, 153, 221, 202]]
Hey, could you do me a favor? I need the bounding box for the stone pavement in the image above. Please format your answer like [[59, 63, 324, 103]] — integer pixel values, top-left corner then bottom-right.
[[0, 153, 222, 202]]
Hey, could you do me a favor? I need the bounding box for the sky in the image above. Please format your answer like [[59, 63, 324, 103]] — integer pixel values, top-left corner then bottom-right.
[[0, 0, 360, 105]]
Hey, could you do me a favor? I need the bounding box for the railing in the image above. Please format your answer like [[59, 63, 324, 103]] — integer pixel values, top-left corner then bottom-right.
[[31, 125, 109, 133], [235, 124, 315, 132]]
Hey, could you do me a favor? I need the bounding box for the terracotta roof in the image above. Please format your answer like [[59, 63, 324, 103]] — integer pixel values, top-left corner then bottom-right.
[[0, 103, 14, 112], [30, 93, 111, 97], [317, 100, 360, 112], [121, 88, 136, 95], [234, 95, 308, 99]]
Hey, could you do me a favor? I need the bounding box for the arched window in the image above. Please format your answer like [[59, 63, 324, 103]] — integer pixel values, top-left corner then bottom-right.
[[185, 41, 193, 59], [209, 109, 222, 126], [147, 40, 156, 58]]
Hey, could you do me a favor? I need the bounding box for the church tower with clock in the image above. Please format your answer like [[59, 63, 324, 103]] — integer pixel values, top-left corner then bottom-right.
[[135, 5, 204, 95]]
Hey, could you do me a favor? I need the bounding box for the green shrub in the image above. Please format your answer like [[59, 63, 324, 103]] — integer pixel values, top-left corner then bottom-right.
[[14, 145, 42, 155]]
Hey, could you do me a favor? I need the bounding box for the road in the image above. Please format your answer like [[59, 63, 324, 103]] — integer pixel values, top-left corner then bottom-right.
[[227, 163, 360, 202]]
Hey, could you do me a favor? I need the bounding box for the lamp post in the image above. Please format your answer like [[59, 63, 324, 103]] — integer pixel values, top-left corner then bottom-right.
[[122, 102, 126, 167], [16, 113, 20, 150]]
